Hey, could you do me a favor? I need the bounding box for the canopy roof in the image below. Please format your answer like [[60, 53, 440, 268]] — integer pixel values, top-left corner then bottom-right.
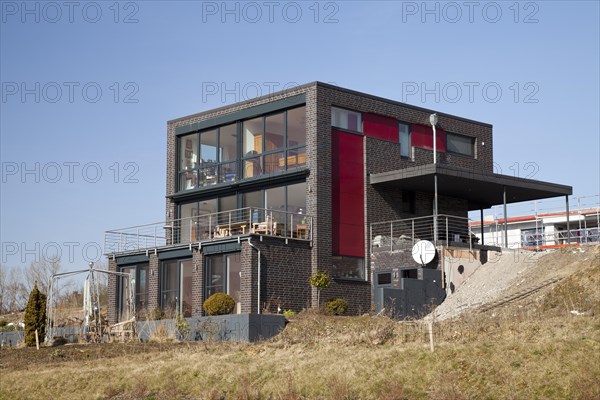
[[370, 164, 572, 211]]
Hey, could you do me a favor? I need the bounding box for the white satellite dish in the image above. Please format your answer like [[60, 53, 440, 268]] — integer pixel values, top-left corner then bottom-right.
[[412, 240, 436, 266]]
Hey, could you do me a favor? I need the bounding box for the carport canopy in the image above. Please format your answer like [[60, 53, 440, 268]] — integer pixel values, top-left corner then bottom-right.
[[370, 164, 572, 211]]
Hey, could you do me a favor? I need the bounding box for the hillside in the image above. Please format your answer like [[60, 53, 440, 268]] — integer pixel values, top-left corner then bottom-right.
[[0, 246, 598, 399]]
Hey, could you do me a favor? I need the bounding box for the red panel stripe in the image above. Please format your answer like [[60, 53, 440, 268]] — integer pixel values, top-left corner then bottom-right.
[[331, 129, 364, 258], [363, 113, 398, 142], [411, 123, 446, 152]]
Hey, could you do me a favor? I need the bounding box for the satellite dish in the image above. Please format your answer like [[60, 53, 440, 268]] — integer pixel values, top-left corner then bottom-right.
[[412, 240, 436, 266]]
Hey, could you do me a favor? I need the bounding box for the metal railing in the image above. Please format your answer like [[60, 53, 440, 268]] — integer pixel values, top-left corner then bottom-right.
[[482, 227, 600, 250], [105, 207, 312, 255], [370, 214, 477, 254]]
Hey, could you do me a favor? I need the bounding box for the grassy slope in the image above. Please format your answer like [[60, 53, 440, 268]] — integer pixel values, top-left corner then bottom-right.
[[1, 248, 599, 400]]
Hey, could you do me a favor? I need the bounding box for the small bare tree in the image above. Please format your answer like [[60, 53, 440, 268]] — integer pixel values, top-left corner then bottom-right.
[[0, 264, 27, 314], [24, 257, 62, 296]]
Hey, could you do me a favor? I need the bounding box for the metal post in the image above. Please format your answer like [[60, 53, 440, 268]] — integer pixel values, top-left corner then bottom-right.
[[503, 186, 508, 248], [390, 222, 393, 252], [433, 174, 438, 245], [445, 216, 448, 245], [566, 195, 570, 245], [480, 209, 484, 246]]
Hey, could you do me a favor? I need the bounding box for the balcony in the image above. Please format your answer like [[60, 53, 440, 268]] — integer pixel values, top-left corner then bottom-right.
[[370, 214, 479, 254], [104, 207, 312, 255]]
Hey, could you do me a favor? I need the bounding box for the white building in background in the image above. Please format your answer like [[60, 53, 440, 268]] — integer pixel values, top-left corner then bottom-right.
[[471, 195, 600, 249]]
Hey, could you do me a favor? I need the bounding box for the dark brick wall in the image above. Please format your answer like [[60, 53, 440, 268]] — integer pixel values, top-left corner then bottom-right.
[[321, 279, 372, 315], [148, 254, 159, 312], [245, 236, 313, 313], [192, 249, 204, 316], [241, 241, 258, 314], [107, 257, 117, 325]]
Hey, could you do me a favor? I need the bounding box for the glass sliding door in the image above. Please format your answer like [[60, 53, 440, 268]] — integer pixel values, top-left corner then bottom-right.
[[160, 259, 193, 317], [205, 252, 242, 314], [180, 260, 193, 317], [119, 263, 149, 321], [119, 266, 135, 322]]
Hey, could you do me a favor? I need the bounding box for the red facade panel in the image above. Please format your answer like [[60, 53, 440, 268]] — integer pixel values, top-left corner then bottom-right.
[[411, 123, 446, 152], [363, 113, 398, 142], [331, 129, 364, 258]]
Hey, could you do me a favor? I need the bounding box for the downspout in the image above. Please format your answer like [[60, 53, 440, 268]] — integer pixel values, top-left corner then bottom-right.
[[247, 239, 261, 314]]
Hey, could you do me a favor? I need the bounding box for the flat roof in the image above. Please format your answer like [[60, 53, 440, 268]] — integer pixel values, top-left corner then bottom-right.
[[168, 81, 492, 128], [370, 164, 572, 211]]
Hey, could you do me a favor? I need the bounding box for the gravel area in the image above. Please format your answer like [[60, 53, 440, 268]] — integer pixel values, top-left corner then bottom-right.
[[431, 249, 545, 320]]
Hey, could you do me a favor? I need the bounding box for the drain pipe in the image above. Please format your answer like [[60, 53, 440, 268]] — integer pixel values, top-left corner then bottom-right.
[[247, 239, 261, 314]]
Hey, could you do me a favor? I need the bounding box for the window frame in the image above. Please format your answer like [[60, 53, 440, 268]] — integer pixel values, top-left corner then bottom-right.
[[204, 252, 242, 306], [446, 132, 476, 158], [331, 106, 363, 133], [399, 122, 411, 159], [331, 255, 366, 281], [118, 263, 149, 322], [178, 106, 306, 191], [159, 258, 193, 317]]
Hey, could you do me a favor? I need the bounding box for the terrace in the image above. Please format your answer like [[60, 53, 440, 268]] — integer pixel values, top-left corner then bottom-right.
[[104, 207, 312, 255]]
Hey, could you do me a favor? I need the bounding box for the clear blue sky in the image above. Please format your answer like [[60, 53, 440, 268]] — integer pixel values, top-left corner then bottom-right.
[[1, 1, 599, 272]]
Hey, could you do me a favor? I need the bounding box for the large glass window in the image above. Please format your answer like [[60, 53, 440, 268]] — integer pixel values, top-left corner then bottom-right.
[[205, 253, 241, 313], [179, 107, 307, 190], [160, 259, 193, 317], [332, 107, 362, 132], [119, 264, 149, 321], [243, 117, 263, 155], [218, 123, 238, 183], [287, 107, 306, 148], [447, 132, 475, 157], [199, 129, 218, 186], [332, 256, 365, 280], [265, 112, 285, 151], [399, 123, 411, 158]]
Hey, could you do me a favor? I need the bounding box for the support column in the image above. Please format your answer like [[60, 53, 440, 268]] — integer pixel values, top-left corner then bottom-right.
[[503, 186, 508, 248], [566, 195, 570, 245], [480, 209, 485, 246], [433, 173, 438, 245]]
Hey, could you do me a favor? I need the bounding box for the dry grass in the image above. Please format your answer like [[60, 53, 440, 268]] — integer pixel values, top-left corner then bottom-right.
[[1, 248, 599, 399]]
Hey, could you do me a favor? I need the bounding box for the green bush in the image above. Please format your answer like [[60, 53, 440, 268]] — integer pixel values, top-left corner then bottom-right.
[[325, 298, 348, 316], [24, 283, 47, 346], [283, 309, 296, 318], [203, 293, 236, 316]]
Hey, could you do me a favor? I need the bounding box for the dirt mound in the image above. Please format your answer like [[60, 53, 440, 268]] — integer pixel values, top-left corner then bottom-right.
[[432, 245, 600, 320]]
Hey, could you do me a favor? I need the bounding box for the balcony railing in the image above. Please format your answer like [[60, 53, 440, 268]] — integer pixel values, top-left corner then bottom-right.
[[482, 227, 599, 250], [370, 214, 477, 254], [105, 207, 312, 255]]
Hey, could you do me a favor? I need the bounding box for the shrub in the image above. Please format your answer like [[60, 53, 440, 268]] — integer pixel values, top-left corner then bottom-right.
[[325, 298, 348, 315], [203, 293, 236, 316], [309, 271, 332, 306], [24, 283, 47, 346], [283, 309, 296, 318]]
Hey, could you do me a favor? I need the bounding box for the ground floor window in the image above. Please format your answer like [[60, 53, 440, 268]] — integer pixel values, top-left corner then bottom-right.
[[160, 258, 193, 317], [205, 252, 242, 312], [119, 263, 149, 321], [332, 256, 365, 280]]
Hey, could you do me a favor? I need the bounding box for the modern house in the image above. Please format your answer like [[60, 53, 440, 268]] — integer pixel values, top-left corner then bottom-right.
[[104, 82, 572, 323]]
